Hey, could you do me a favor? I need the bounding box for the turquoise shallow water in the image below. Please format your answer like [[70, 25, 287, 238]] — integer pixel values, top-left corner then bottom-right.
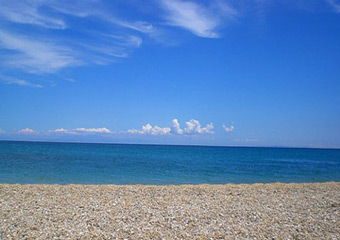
[[0, 141, 339, 184]]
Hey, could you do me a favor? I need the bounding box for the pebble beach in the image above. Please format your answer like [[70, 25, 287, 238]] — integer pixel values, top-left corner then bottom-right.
[[1, 182, 339, 239]]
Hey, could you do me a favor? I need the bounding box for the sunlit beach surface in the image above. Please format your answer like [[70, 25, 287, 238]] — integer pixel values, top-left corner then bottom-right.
[[1, 182, 339, 239]]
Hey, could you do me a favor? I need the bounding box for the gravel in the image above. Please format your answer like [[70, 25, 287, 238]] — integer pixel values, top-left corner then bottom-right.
[[1, 182, 339, 239]]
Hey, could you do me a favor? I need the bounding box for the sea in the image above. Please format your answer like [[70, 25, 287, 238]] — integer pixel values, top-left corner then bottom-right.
[[0, 140, 339, 185]]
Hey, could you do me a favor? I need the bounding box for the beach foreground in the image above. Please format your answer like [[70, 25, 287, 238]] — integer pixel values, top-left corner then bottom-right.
[[1, 183, 339, 239]]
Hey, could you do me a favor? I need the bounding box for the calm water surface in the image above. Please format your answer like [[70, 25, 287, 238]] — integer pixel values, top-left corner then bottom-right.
[[0, 141, 339, 184]]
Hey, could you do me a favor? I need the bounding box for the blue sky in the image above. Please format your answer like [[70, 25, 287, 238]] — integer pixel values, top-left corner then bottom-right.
[[0, 0, 340, 148]]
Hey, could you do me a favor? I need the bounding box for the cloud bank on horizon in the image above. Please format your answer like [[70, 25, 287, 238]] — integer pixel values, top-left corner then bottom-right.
[[0, 0, 338, 87], [0, 119, 234, 137]]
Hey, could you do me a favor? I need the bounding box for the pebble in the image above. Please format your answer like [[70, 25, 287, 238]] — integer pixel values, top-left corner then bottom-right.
[[0, 182, 339, 239]]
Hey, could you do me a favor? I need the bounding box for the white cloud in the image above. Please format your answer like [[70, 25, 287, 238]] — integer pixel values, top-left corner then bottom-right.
[[171, 118, 183, 134], [222, 124, 234, 133], [44, 0, 157, 39], [128, 124, 171, 135], [128, 119, 214, 135], [0, 30, 80, 73], [48, 127, 112, 134], [82, 45, 129, 59], [74, 127, 112, 134], [7, 119, 219, 137], [116, 20, 155, 34], [151, 125, 171, 135], [102, 34, 143, 48], [0, 1, 150, 77], [0, 30, 144, 76], [127, 129, 139, 134], [46, 0, 99, 18], [49, 128, 77, 134], [18, 128, 35, 134], [160, 0, 236, 38], [47, 0, 156, 34], [0, 74, 42, 88], [53, 128, 69, 133], [0, 0, 237, 81], [183, 119, 214, 134], [0, 1, 66, 29], [0, 0, 337, 82]]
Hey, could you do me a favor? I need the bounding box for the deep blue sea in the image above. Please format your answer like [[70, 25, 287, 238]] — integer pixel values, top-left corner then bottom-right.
[[0, 141, 339, 184]]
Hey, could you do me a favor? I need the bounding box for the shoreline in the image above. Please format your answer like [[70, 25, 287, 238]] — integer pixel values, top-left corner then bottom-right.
[[1, 182, 339, 239], [0, 181, 340, 188]]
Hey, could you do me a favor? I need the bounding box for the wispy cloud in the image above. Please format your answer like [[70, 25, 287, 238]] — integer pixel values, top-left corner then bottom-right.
[[1, 0, 336, 87], [47, 0, 156, 34], [222, 124, 234, 133], [0, 30, 80, 74], [0, 28, 141, 76], [326, 0, 340, 12], [0, 0, 151, 80], [115, 20, 156, 34], [0, 74, 42, 88], [0, 1, 66, 29], [160, 0, 236, 38], [102, 34, 143, 48], [128, 119, 214, 135]]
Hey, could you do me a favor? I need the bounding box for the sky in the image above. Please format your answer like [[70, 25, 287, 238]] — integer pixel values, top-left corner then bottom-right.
[[0, 0, 340, 148]]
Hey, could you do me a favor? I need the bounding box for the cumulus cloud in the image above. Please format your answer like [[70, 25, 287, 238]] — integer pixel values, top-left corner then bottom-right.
[[128, 119, 214, 135], [128, 124, 171, 135], [49, 127, 112, 134], [171, 118, 183, 134], [222, 124, 234, 133], [18, 128, 35, 134], [160, 0, 236, 38], [183, 119, 214, 134]]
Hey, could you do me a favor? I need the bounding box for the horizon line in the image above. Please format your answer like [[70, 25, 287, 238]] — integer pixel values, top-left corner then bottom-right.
[[0, 139, 339, 150]]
